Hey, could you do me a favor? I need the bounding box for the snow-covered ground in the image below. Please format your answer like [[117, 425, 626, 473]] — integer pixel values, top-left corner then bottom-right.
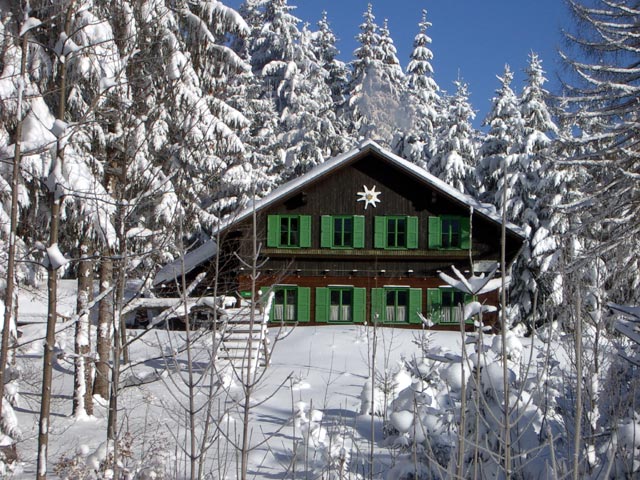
[[5, 281, 636, 479], [9, 281, 479, 478]]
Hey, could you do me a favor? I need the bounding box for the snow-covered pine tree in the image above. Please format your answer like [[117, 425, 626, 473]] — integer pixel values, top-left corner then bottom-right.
[[393, 9, 441, 168], [247, 0, 301, 114], [509, 53, 561, 327], [312, 12, 351, 116], [428, 79, 476, 194], [560, 0, 640, 306], [345, 4, 405, 147], [311, 12, 352, 153], [477, 65, 523, 204], [239, 0, 305, 184], [277, 24, 345, 179]]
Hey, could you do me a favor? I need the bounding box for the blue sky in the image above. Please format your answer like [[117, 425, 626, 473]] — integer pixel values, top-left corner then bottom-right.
[[225, 0, 569, 128]]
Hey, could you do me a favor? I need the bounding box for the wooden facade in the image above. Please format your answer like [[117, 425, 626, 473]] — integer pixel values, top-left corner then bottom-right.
[[154, 141, 525, 329]]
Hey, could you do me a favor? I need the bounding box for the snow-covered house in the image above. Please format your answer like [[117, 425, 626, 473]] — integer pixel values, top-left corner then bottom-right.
[[154, 140, 524, 328]]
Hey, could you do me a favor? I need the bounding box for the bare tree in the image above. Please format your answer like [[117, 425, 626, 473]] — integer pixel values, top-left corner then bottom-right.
[[0, 13, 29, 430]]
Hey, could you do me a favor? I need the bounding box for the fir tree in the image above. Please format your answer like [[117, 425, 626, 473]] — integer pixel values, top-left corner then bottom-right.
[[509, 53, 562, 327], [278, 24, 345, 179], [312, 11, 350, 109], [560, 0, 640, 304], [393, 9, 441, 168], [429, 79, 476, 193], [345, 4, 404, 147], [477, 65, 523, 204]]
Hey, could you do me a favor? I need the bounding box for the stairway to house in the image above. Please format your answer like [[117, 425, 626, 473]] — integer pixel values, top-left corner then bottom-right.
[[216, 297, 272, 374]]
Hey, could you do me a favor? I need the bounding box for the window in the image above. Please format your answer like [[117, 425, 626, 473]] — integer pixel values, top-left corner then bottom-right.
[[428, 216, 470, 250], [331, 289, 352, 321], [270, 286, 310, 323], [280, 216, 299, 247], [315, 287, 366, 323], [371, 287, 422, 323], [374, 216, 418, 249], [427, 287, 473, 324], [267, 215, 311, 248], [441, 217, 461, 248], [386, 289, 408, 322], [321, 215, 365, 249], [387, 217, 406, 248], [334, 217, 353, 247]]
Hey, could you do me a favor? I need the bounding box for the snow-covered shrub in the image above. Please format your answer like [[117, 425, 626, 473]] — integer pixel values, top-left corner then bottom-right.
[[293, 402, 363, 480], [359, 376, 387, 416], [55, 433, 136, 480], [384, 354, 461, 468]]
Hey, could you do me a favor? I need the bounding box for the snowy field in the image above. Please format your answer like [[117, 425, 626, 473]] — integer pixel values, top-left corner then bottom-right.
[[12, 311, 469, 478], [6, 281, 633, 479], [8, 281, 478, 478]]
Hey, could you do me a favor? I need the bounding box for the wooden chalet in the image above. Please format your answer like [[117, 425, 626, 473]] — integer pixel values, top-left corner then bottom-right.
[[154, 140, 525, 328]]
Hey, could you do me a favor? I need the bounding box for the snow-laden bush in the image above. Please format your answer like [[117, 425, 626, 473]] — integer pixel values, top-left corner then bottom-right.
[[383, 357, 459, 468], [293, 401, 363, 480], [54, 432, 173, 480]]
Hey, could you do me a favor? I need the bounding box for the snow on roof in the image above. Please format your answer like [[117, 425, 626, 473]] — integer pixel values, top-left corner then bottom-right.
[[217, 139, 525, 237], [153, 239, 217, 286]]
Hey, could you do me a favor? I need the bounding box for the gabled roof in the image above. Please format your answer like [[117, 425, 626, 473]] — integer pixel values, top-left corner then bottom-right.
[[154, 140, 524, 286], [217, 139, 524, 236]]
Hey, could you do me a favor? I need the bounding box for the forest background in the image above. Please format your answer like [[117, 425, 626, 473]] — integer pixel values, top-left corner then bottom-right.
[[0, 0, 639, 478]]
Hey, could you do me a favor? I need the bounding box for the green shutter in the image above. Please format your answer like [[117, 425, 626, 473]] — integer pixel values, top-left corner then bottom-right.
[[315, 288, 329, 322], [460, 216, 471, 250], [267, 215, 280, 247], [374, 216, 386, 248], [371, 288, 385, 322], [353, 216, 365, 248], [407, 216, 419, 249], [428, 217, 441, 249], [299, 215, 311, 247], [353, 288, 366, 323], [297, 287, 310, 322], [427, 288, 442, 324], [321, 216, 333, 248], [408, 288, 423, 324]]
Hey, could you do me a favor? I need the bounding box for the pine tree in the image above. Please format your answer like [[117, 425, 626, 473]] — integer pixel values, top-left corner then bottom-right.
[[312, 12, 350, 112], [248, 0, 302, 115], [560, 0, 640, 305], [477, 65, 523, 204], [277, 24, 345, 179], [509, 53, 561, 327], [429, 79, 476, 193], [345, 4, 405, 147], [393, 9, 441, 168]]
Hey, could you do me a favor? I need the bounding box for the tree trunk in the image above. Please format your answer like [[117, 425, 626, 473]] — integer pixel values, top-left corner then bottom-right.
[[0, 25, 28, 426], [93, 252, 113, 400], [37, 4, 73, 475], [73, 246, 93, 417]]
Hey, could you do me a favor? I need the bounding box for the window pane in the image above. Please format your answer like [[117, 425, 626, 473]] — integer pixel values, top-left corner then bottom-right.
[[286, 289, 296, 304], [275, 290, 284, 305], [441, 218, 451, 248], [442, 290, 453, 307], [280, 218, 288, 245], [397, 290, 408, 306], [331, 290, 340, 305], [342, 290, 352, 305], [453, 291, 465, 306], [289, 217, 299, 246], [386, 291, 396, 306], [285, 304, 296, 321]]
